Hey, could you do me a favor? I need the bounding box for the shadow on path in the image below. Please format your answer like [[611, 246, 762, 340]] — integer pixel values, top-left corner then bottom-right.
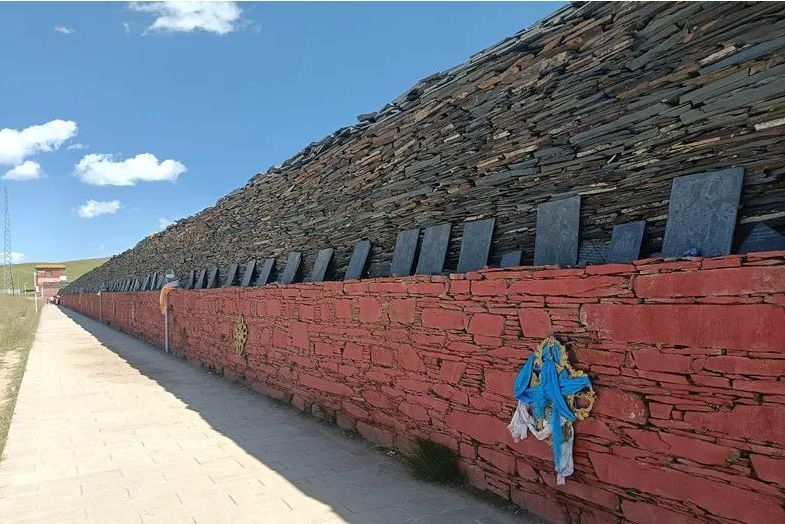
[[58, 307, 534, 524]]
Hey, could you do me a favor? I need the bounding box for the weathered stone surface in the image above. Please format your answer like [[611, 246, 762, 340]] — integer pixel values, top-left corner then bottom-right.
[[457, 218, 495, 273], [279, 253, 302, 285], [390, 228, 419, 277], [533, 196, 581, 266], [415, 223, 451, 275], [607, 221, 645, 263], [309, 248, 334, 283], [345, 240, 371, 280], [257, 257, 275, 286]]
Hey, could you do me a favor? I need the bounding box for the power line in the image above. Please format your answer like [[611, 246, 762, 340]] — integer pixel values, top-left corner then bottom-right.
[[2, 187, 16, 296]]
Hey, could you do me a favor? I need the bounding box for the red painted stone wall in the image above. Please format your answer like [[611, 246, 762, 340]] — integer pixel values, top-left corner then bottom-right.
[[62, 252, 785, 524]]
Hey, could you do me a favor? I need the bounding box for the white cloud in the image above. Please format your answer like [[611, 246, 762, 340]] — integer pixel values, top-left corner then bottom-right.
[[11, 251, 25, 264], [74, 153, 186, 186], [123, 22, 131, 34], [0, 119, 78, 166], [158, 217, 174, 230], [67, 143, 87, 151], [78, 199, 122, 218], [129, 1, 241, 35], [54, 26, 75, 35], [3, 161, 42, 181]]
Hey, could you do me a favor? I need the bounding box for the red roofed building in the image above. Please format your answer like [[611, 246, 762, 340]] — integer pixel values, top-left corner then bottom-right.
[[35, 264, 67, 301]]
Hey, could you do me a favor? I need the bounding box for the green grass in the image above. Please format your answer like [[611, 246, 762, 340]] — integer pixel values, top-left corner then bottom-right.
[[0, 295, 41, 457], [405, 438, 464, 484], [10, 257, 108, 292]]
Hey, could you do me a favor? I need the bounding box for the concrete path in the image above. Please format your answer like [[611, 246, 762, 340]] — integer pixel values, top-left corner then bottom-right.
[[0, 306, 532, 524]]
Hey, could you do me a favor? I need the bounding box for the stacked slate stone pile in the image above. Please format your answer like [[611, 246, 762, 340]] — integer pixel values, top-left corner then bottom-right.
[[65, 1, 785, 293]]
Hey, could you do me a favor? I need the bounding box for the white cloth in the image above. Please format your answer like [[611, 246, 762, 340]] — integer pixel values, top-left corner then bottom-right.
[[508, 401, 575, 485]]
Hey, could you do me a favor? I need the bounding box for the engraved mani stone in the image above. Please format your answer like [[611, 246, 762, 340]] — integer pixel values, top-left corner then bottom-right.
[[390, 228, 420, 277], [737, 222, 785, 254], [457, 218, 495, 273], [534, 195, 581, 266], [280, 252, 302, 285], [224, 263, 240, 287], [500, 250, 523, 268], [257, 258, 275, 286], [662, 167, 744, 258], [310, 248, 334, 283], [607, 221, 646, 263], [577, 241, 609, 266], [240, 260, 256, 287], [415, 223, 452, 275], [206, 267, 219, 288], [185, 270, 196, 290], [141, 275, 150, 291], [194, 269, 207, 289], [345, 240, 371, 280]]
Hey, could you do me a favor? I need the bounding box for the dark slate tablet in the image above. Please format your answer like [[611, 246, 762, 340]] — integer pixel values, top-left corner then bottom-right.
[[737, 222, 785, 254], [533, 196, 581, 266], [577, 241, 609, 266], [194, 269, 207, 289], [390, 228, 420, 277], [257, 258, 275, 286], [457, 218, 495, 273], [345, 240, 371, 280], [141, 275, 151, 291], [415, 223, 452, 275], [206, 267, 219, 288], [310, 248, 334, 283], [280, 252, 302, 285], [608, 221, 646, 263], [662, 167, 744, 258], [240, 260, 256, 287], [185, 270, 196, 290], [224, 263, 240, 287], [499, 250, 523, 268], [150, 273, 159, 290]]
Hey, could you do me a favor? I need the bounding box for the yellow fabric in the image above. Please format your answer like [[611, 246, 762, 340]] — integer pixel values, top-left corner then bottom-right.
[[159, 285, 176, 314]]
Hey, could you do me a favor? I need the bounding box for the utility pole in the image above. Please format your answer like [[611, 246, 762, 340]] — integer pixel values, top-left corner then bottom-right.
[[2, 188, 15, 296]]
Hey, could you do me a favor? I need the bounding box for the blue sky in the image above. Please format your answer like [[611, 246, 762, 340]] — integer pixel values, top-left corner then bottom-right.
[[1, 1, 561, 263]]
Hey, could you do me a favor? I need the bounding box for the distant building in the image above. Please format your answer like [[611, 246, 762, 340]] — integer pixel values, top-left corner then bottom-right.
[[35, 264, 67, 301]]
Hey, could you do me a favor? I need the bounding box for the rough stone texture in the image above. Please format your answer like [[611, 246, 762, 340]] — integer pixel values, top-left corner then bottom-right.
[[62, 253, 785, 524], [65, 2, 785, 293]]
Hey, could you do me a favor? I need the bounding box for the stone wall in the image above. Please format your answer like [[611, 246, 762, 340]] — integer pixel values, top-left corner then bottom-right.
[[62, 251, 785, 524], [67, 2, 785, 292]]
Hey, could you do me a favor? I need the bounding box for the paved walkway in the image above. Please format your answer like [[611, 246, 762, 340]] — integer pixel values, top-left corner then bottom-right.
[[0, 306, 532, 524]]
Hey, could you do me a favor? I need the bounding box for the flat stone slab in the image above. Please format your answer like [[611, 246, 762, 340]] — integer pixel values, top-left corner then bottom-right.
[[662, 167, 744, 258], [737, 222, 785, 254], [345, 240, 371, 280], [240, 260, 256, 287], [534, 195, 581, 266], [0, 306, 529, 524], [280, 252, 302, 285], [608, 221, 646, 263], [206, 267, 220, 288], [390, 228, 419, 277], [257, 257, 275, 286], [499, 249, 523, 268], [415, 223, 451, 275], [224, 263, 240, 287], [457, 218, 495, 273]]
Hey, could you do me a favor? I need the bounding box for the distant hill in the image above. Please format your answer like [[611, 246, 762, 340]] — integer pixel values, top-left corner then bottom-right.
[[9, 257, 109, 292]]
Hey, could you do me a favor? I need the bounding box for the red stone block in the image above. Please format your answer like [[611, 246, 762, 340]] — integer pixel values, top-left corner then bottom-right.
[[431, 383, 469, 404], [621, 500, 702, 524], [300, 373, 352, 396], [449, 280, 470, 294], [590, 452, 784, 522], [398, 401, 430, 422], [634, 266, 785, 297], [334, 299, 353, 319], [593, 387, 647, 424], [395, 378, 430, 393], [581, 303, 785, 351], [586, 263, 635, 275], [388, 298, 416, 324], [518, 307, 552, 337], [483, 368, 516, 396], [369, 282, 407, 294], [370, 346, 394, 367], [343, 342, 364, 361], [467, 313, 504, 337], [445, 411, 508, 445], [648, 403, 673, 419], [510, 489, 568, 524], [396, 345, 425, 372], [634, 350, 691, 373], [478, 447, 515, 474], [685, 405, 785, 445], [342, 401, 370, 421], [751, 454, 785, 485], [515, 460, 539, 481], [421, 308, 468, 330], [704, 356, 785, 376], [356, 421, 394, 447], [659, 432, 734, 465], [438, 361, 466, 383], [358, 297, 383, 323], [575, 418, 620, 442], [290, 321, 309, 349], [363, 390, 391, 409], [314, 341, 333, 356], [732, 379, 785, 395], [511, 276, 624, 296], [470, 280, 508, 296], [408, 282, 447, 295]]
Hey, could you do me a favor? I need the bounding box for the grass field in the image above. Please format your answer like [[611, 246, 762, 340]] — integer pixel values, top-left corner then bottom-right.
[[0, 295, 41, 457], [10, 257, 108, 292]]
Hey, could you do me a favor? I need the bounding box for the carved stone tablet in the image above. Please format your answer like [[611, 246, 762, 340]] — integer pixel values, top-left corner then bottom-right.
[[224, 263, 240, 287], [608, 221, 646, 263], [240, 260, 256, 287], [150, 273, 160, 290], [345, 240, 371, 280], [737, 222, 785, 254], [280, 252, 302, 285], [257, 258, 275, 286], [206, 267, 219, 288], [390, 228, 420, 277], [415, 223, 451, 275], [662, 167, 744, 258], [457, 219, 495, 273], [577, 241, 609, 266], [533, 196, 581, 266], [141, 275, 150, 291], [185, 270, 196, 290], [194, 269, 207, 289], [310, 248, 334, 283], [500, 250, 523, 268]]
